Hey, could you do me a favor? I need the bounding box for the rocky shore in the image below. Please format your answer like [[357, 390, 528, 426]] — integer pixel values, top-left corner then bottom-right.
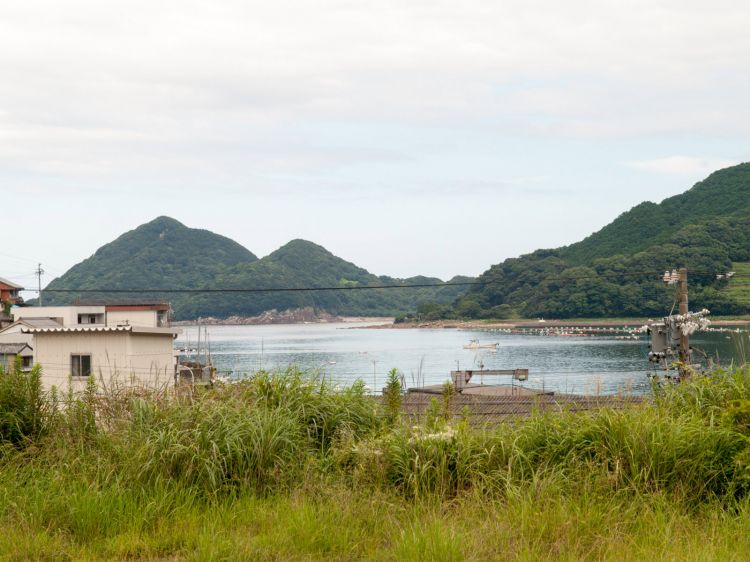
[[173, 307, 341, 326]]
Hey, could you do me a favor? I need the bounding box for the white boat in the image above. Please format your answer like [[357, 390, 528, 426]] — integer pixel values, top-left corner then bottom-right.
[[463, 339, 499, 350]]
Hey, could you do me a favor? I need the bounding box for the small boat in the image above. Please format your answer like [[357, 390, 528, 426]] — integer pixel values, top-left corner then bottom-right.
[[463, 339, 499, 350]]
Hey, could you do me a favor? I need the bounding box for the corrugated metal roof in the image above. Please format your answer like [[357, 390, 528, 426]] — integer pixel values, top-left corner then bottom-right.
[[22, 326, 133, 334], [20, 325, 180, 336]]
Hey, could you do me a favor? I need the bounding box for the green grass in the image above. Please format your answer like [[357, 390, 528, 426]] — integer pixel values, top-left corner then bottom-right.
[[3, 363, 750, 559], [724, 262, 750, 306]]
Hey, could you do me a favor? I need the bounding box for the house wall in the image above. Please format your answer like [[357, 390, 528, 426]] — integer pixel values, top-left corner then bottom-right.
[[14, 306, 163, 328], [0, 282, 21, 302], [33, 332, 175, 392], [1, 349, 33, 371], [106, 310, 158, 328], [13, 306, 105, 327], [125, 333, 177, 387], [0, 353, 19, 371]]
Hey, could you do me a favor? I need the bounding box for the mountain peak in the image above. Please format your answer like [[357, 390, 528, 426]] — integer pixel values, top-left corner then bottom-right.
[[44, 217, 258, 301], [144, 216, 186, 229], [42, 222, 472, 319], [274, 239, 330, 254]]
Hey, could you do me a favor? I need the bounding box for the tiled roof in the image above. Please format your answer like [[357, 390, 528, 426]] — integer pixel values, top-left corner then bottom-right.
[[0, 317, 63, 335], [0, 343, 31, 354]]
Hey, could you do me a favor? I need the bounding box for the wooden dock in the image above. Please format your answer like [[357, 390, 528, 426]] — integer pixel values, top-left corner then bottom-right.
[[408, 382, 543, 397], [397, 391, 641, 424]]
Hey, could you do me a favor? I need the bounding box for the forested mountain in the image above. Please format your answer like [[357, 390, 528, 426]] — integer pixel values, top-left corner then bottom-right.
[[41, 163, 750, 321], [42, 218, 472, 319], [45, 216, 258, 293], [452, 163, 750, 319]]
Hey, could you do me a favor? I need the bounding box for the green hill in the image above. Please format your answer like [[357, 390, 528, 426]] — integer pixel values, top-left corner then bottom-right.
[[178, 239, 471, 319], [561, 164, 750, 264], [43, 219, 472, 320], [724, 262, 750, 308], [44, 216, 258, 293], [454, 163, 750, 319]]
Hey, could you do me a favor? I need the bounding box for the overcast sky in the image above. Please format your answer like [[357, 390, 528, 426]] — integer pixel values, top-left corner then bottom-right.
[[2, 0, 749, 292]]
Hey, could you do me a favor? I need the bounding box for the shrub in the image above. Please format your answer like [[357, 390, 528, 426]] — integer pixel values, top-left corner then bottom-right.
[[0, 360, 50, 448]]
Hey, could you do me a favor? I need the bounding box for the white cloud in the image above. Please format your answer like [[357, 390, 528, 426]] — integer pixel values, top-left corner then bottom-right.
[[1, 1, 749, 278], [627, 156, 740, 176]]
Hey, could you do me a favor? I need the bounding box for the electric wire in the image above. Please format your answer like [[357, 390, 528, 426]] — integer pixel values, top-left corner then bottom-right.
[[31, 269, 741, 295]]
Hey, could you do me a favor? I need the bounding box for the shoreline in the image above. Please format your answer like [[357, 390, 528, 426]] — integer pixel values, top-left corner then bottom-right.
[[172, 312, 749, 330], [356, 317, 750, 330], [173, 316, 395, 327]]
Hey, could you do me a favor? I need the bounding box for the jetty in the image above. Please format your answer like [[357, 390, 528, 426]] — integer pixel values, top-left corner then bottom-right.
[[398, 392, 640, 424]]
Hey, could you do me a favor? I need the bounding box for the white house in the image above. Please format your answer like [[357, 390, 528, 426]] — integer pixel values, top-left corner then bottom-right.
[[0, 303, 180, 392]]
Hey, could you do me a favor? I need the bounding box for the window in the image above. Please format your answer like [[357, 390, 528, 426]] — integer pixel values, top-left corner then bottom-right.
[[71, 354, 92, 377], [77, 314, 102, 325]]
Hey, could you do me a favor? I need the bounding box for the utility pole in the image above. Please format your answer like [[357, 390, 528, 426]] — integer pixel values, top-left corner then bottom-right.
[[678, 267, 689, 373], [35, 263, 45, 306], [651, 267, 711, 379]]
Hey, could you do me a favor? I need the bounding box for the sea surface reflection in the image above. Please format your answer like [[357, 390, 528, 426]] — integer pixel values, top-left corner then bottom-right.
[[176, 322, 750, 396]]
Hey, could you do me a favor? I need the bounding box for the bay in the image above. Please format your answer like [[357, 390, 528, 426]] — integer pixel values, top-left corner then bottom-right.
[[176, 322, 750, 396]]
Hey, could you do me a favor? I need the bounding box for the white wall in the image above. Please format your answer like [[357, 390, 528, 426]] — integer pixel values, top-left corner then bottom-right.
[[106, 310, 158, 328], [33, 331, 175, 393], [13, 306, 164, 328], [13, 306, 104, 327]]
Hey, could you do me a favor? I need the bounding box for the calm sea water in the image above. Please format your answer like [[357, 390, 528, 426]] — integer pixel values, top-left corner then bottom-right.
[[175, 322, 750, 396]]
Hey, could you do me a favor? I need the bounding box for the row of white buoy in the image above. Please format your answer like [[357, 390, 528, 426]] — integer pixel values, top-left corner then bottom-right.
[[477, 326, 646, 338], [476, 325, 748, 339], [703, 326, 748, 333]]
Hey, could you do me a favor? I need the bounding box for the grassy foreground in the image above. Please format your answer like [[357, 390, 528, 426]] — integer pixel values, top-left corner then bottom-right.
[[3, 365, 750, 560]]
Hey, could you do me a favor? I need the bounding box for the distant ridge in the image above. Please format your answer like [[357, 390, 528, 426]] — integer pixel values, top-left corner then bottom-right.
[[454, 162, 750, 318], [43, 218, 472, 319], [560, 164, 750, 264]]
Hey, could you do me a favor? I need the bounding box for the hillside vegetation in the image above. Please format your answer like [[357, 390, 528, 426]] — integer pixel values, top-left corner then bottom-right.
[[725, 262, 750, 308], [453, 163, 750, 319], [4, 361, 750, 559], [43, 217, 471, 320], [42, 163, 750, 321], [46, 216, 258, 293]]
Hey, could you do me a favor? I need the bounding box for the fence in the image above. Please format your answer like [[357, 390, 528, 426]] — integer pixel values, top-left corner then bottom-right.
[[393, 392, 642, 425]]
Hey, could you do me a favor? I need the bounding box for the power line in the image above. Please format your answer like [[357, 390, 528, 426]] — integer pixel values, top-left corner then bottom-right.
[[36, 270, 727, 295], [0, 251, 43, 265], [42, 281, 478, 294]]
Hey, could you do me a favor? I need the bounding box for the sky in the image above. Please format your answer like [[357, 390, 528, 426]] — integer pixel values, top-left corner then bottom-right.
[[2, 0, 749, 295]]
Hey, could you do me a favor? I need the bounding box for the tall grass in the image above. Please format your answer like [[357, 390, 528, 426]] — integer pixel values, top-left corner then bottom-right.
[[0, 360, 49, 450], [3, 364, 750, 558]]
